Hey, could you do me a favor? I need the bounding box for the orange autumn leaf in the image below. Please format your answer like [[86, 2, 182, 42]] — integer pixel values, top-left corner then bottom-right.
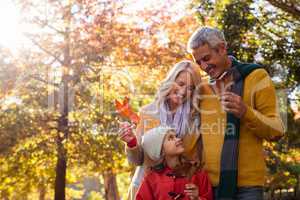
[[115, 97, 140, 124]]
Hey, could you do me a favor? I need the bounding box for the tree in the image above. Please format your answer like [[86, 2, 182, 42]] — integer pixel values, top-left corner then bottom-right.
[[266, 0, 300, 19], [1, 0, 199, 199]]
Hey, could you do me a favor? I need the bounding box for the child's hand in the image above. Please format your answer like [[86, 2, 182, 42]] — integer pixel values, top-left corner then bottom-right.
[[184, 183, 199, 200], [118, 122, 136, 144]]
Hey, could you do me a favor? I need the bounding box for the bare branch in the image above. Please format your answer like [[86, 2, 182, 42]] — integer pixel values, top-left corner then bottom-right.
[[32, 17, 65, 35], [25, 34, 64, 65], [266, 0, 300, 19], [256, 18, 299, 48], [30, 75, 59, 88]]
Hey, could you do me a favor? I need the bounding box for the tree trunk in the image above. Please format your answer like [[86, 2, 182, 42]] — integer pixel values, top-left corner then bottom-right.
[[54, 3, 71, 200], [53, 44, 70, 200], [1, 190, 9, 200], [295, 174, 300, 197], [54, 133, 68, 200], [271, 189, 274, 200], [53, 59, 70, 200], [39, 184, 46, 200], [54, 80, 69, 200], [103, 170, 120, 200], [279, 188, 282, 198]]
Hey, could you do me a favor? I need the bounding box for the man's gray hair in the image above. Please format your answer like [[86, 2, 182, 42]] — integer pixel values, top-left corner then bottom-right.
[[187, 27, 227, 52]]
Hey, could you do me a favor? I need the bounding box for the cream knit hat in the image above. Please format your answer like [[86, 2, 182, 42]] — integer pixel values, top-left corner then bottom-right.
[[141, 126, 174, 162]]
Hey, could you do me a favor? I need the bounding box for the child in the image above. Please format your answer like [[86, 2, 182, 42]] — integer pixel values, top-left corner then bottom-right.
[[136, 126, 213, 200]]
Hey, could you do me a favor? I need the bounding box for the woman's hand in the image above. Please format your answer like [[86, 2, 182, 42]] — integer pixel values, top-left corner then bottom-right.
[[184, 183, 199, 200], [118, 122, 136, 144]]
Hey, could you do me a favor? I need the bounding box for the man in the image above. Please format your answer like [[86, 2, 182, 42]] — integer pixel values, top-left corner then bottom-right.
[[187, 27, 284, 200]]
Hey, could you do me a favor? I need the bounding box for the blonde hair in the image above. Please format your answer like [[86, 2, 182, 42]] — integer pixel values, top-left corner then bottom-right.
[[155, 60, 201, 124]]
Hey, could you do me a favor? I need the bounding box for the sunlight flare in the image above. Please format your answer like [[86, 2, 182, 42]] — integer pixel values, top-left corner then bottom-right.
[[0, 0, 23, 50]]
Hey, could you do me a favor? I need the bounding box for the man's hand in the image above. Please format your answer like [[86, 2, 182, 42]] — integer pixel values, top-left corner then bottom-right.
[[221, 91, 247, 118], [184, 183, 199, 200]]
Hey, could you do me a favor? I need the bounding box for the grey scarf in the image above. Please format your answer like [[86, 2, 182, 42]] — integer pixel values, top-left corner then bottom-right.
[[159, 101, 191, 138]]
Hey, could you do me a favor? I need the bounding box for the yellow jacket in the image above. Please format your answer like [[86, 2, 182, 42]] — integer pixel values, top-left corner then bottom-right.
[[200, 68, 285, 187]]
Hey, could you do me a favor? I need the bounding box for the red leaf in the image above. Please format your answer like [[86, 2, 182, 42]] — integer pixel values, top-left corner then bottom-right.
[[115, 97, 140, 124]]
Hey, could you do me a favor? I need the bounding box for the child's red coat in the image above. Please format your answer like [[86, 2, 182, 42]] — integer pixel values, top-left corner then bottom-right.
[[136, 166, 213, 200]]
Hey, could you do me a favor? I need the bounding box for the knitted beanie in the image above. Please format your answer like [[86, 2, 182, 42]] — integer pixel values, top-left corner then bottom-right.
[[141, 126, 174, 162]]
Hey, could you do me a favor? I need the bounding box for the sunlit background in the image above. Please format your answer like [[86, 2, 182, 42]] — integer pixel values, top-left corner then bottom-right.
[[0, 0, 23, 51], [0, 0, 299, 200], [0, 0, 191, 53]]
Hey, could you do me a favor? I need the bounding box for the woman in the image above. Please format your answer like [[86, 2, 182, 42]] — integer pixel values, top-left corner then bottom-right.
[[119, 60, 203, 199]]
